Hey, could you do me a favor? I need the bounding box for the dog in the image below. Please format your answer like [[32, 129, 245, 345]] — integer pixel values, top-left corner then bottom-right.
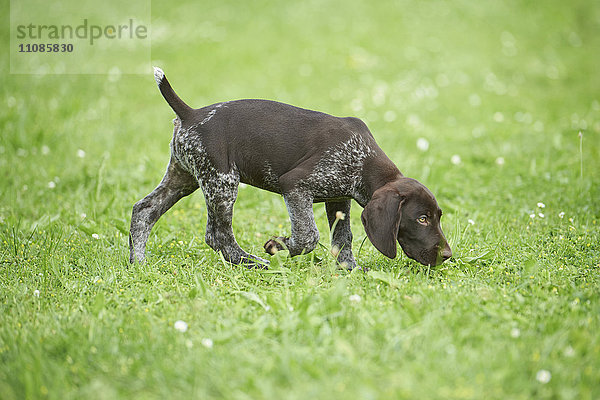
[[129, 67, 452, 269]]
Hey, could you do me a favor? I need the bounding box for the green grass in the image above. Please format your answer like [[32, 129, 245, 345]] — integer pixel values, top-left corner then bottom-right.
[[1, 0, 599, 398]]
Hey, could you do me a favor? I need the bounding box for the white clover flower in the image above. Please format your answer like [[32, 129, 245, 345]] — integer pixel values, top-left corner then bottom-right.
[[495, 157, 505, 166], [510, 327, 520, 338], [536, 369, 551, 384], [174, 320, 188, 332], [335, 211, 346, 220], [77, 149, 86, 158], [563, 345, 575, 357], [201, 338, 214, 348], [451, 155, 462, 165], [468, 219, 475, 225], [47, 181, 56, 189], [571, 298, 580, 307], [92, 233, 100, 240], [33, 289, 40, 297], [468, 93, 481, 107], [445, 344, 456, 355], [537, 202, 545, 208], [41, 145, 50, 155], [558, 212, 565, 219], [349, 294, 362, 303], [416, 138, 429, 151]]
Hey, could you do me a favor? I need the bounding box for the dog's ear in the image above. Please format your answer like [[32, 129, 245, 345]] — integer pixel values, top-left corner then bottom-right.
[[361, 187, 404, 259]]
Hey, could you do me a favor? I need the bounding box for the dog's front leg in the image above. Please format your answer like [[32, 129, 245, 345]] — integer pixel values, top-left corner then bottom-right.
[[325, 200, 357, 269], [264, 190, 319, 257]]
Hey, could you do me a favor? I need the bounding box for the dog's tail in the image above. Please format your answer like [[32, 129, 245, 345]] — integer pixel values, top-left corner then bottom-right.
[[153, 67, 193, 119]]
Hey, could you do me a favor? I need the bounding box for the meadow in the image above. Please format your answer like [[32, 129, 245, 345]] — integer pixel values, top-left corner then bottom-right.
[[1, 0, 599, 398]]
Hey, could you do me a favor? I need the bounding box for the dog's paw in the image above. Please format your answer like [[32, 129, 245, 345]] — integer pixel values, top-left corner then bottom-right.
[[264, 237, 287, 255]]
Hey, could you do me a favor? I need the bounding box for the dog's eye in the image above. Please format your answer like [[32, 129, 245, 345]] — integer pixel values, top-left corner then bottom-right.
[[417, 216, 428, 225]]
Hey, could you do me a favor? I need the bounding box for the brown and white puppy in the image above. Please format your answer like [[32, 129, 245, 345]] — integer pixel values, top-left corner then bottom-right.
[[129, 68, 451, 269]]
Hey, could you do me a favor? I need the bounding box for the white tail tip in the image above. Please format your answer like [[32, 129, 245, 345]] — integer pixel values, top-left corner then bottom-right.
[[153, 66, 164, 85]]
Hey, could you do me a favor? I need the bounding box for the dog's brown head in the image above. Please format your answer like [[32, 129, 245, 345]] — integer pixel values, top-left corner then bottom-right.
[[361, 177, 451, 266]]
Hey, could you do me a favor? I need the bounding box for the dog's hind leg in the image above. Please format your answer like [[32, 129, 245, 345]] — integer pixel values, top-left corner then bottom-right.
[[201, 170, 268, 268], [129, 158, 199, 263]]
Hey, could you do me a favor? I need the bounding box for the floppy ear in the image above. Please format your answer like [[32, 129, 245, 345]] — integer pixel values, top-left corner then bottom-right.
[[361, 187, 404, 259]]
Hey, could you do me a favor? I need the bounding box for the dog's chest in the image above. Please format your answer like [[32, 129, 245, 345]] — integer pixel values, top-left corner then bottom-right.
[[299, 132, 375, 202]]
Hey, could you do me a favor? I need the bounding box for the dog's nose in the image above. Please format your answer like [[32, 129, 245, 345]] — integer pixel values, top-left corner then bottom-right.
[[441, 244, 452, 261]]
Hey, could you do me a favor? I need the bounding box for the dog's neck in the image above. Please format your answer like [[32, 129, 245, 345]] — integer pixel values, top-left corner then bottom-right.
[[355, 155, 403, 207]]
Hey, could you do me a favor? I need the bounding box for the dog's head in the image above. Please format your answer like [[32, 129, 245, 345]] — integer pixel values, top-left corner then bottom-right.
[[361, 177, 451, 266]]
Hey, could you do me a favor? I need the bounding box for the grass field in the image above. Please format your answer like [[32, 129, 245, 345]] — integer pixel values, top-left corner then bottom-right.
[[1, 0, 599, 398]]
